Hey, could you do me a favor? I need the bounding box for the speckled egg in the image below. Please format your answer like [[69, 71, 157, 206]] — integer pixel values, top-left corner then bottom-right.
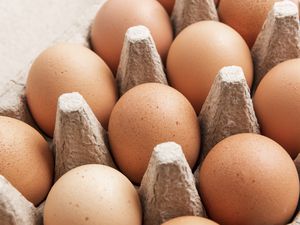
[[26, 43, 118, 137], [199, 133, 299, 225], [0, 116, 53, 206], [44, 164, 142, 225], [108, 83, 200, 184]]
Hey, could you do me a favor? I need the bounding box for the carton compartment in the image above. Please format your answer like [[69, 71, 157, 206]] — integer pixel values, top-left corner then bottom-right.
[[0, 1, 300, 224]]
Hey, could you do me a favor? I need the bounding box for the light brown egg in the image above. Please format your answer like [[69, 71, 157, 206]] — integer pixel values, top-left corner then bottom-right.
[[162, 216, 219, 225], [108, 83, 200, 184], [199, 133, 299, 225], [26, 43, 118, 137], [44, 164, 142, 225], [0, 116, 53, 206], [253, 58, 300, 159], [157, 0, 175, 15], [218, 0, 299, 48], [166, 21, 253, 114], [90, 0, 173, 74]]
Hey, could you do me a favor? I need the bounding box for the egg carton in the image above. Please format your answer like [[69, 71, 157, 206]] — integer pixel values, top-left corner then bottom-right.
[[1, 0, 300, 225]]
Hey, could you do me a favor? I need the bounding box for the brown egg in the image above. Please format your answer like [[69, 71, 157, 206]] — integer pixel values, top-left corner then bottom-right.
[[253, 58, 300, 159], [44, 164, 142, 225], [157, 0, 219, 13], [199, 133, 299, 225], [26, 43, 118, 137], [0, 116, 53, 206], [157, 0, 175, 15], [162, 216, 219, 225], [167, 21, 253, 114], [108, 83, 200, 184], [218, 0, 299, 48], [218, 0, 275, 48], [90, 0, 173, 74]]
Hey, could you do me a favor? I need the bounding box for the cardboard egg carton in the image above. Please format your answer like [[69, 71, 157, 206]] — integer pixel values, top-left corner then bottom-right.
[[1, 0, 300, 224]]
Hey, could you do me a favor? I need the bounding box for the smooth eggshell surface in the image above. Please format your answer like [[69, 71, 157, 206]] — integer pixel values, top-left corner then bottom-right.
[[162, 216, 219, 225], [108, 83, 200, 184], [254, 58, 300, 159], [199, 133, 299, 225], [218, 0, 299, 48], [218, 0, 275, 48], [167, 21, 253, 114], [91, 0, 173, 74], [44, 164, 142, 225], [0, 116, 53, 206], [26, 43, 118, 137]]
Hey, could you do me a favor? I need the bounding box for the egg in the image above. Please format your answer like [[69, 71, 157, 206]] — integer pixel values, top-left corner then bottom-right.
[[90, 0, 173, 74], [0, 116, 53, 206], [44, 164, 142, 225], [26, 43, 118, 137], [166, 21, 253, 114], [157, 0, 219, 15], [157, 0, 175, 15], [199, 133, 299, 225], [218, 0, 299, 48], [253, 58, 300, 159], [162, 216, 219, 225], [108, 83, 200, 184]]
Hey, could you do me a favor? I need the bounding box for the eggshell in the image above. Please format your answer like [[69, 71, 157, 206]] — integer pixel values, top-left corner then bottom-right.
[[44, 164, 142, 225], [199, 133, 299, 225], [90, 0, 173, 74], [166, 21, 253, 114], [157, 0, 175, 15], [26, 43, 118, 137], [0, 116, 53, 206], [253, 58, 300, 159], [162, 216, 219, 225], [108, 83, 200, 184], [218, 0, 275, 48], [218, 0, 299, 48]]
